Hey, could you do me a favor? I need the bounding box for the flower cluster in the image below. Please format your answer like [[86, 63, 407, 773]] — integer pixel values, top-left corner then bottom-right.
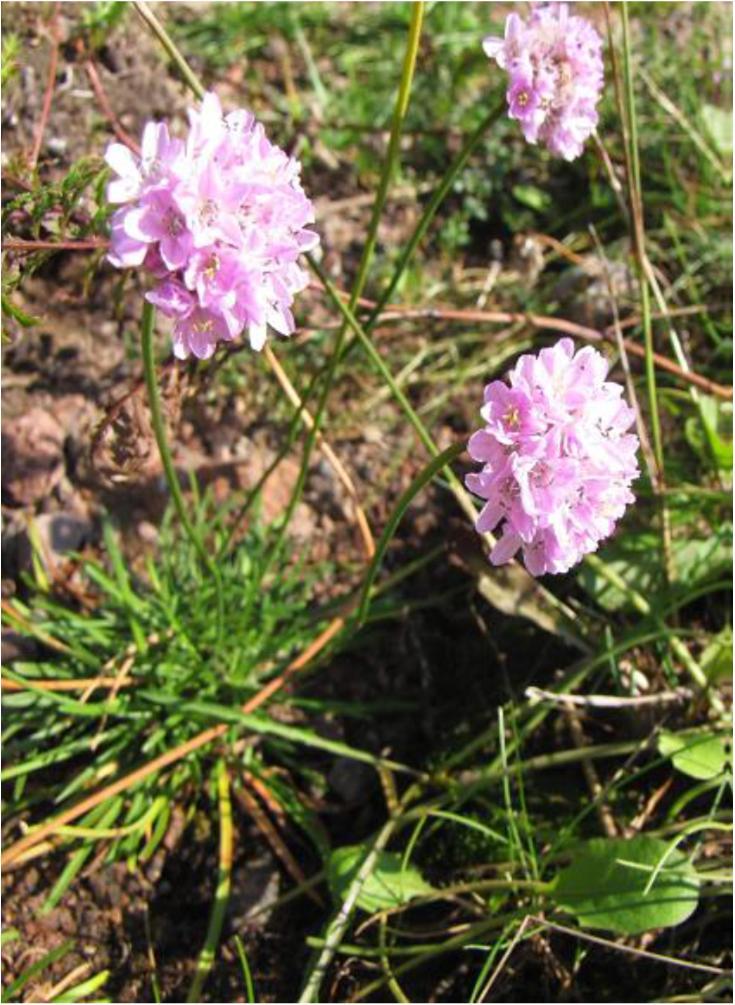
[[483, 2, 604, 161], [466, 339, 639, 576], [105, 92, 319, 359]]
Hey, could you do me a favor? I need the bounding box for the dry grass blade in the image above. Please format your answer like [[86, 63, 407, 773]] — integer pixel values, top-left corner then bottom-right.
[[236, 780, 324, 907], [351, 298, 732, 401], [0, 676, 136, 693], [84, 57, 141, 154], [264, 345, 375, 559]]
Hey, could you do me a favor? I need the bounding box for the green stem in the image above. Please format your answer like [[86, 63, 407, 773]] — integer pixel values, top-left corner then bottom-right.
[[349, 1, 424, 313], [218, 368, 320, 558], [378, 915, 410, 1004], [427, 876, 551, 897], [308, 253, 581, 638], [187, 760, 233, 1003], [364, 96, 506, 333], [357, 442, 465, 624], [584, 553, 723, 714], [264, 4, 423, 574], [348, 914, 517, 1003], [133, 1, 205, 100], [620, 5, 643, 222], [298, 783, 421, 1003], [308, 253, 475, 517], [619, 2, 671, 581], [140, 303, 224, 640]]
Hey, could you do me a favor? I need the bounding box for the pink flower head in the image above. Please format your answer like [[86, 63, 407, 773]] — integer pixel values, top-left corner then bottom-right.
[[483, 3, 604, 160], [105, 91, 319, 358], [466, 338, 639, 576]]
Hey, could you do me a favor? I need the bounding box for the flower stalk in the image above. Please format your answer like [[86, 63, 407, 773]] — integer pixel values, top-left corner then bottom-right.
[[140, 301, 224, 640]]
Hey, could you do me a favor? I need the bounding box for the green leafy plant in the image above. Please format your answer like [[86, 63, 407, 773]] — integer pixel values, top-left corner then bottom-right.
[[2, 500, 353, 897], [1, 1, 731, 1002]]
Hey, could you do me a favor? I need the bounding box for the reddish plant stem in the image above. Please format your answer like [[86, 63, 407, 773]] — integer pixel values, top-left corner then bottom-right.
[[321, 288, 731, 401], [29, 2, 62, 170], [84, 58, 141, 154], [4, 249, 726, 396]]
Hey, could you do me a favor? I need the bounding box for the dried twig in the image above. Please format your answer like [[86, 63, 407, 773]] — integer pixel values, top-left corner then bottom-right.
[[562, 700, 618, 838], [628, 776, 675, 834], [3, 238, 108, 252], [337, 294, 731, 401], [0, 676, 136, 692], [525, 686, 693, 709], [236, 780, 324, 906], [589, 223, 658, 490]]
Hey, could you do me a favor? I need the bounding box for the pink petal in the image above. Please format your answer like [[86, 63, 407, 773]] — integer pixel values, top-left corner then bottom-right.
[[490, 531, 522, 566]]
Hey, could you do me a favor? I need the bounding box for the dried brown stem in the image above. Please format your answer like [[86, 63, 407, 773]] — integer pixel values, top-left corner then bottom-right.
[[236, 781, 324, 907], [3, 238, 108, 252], [0, 676, 136, 693]]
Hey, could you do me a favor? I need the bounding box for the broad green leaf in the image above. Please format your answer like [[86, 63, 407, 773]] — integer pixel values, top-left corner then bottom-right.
[[702, 103, 733, 157], [685, 396, 733, 472], [658, 729, 731, 780], [700, 627, 733, 683], [511, 183, 552, 211], [552, 836, 700, 934], [577, 527, 733, 611], [328, 845, 436, 913]]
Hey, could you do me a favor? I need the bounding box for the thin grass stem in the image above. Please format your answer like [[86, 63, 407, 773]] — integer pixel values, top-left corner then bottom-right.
[[265, 3, 424, 572], [234, 935, 256, 1003], [349, 1, 424, 313], [298, 783, 421, 1003], [584, 554, 724, 715], [619, 1, 673, 582], [187, 759, 233, 1003], [357, 442, 465, 624], [363, 97, 506, 333], [133, 1, 205, 100]]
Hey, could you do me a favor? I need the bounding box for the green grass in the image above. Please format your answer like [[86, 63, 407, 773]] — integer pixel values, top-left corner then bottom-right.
[[2, 498, 383, 900], [1, 1, 732, 1001]]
